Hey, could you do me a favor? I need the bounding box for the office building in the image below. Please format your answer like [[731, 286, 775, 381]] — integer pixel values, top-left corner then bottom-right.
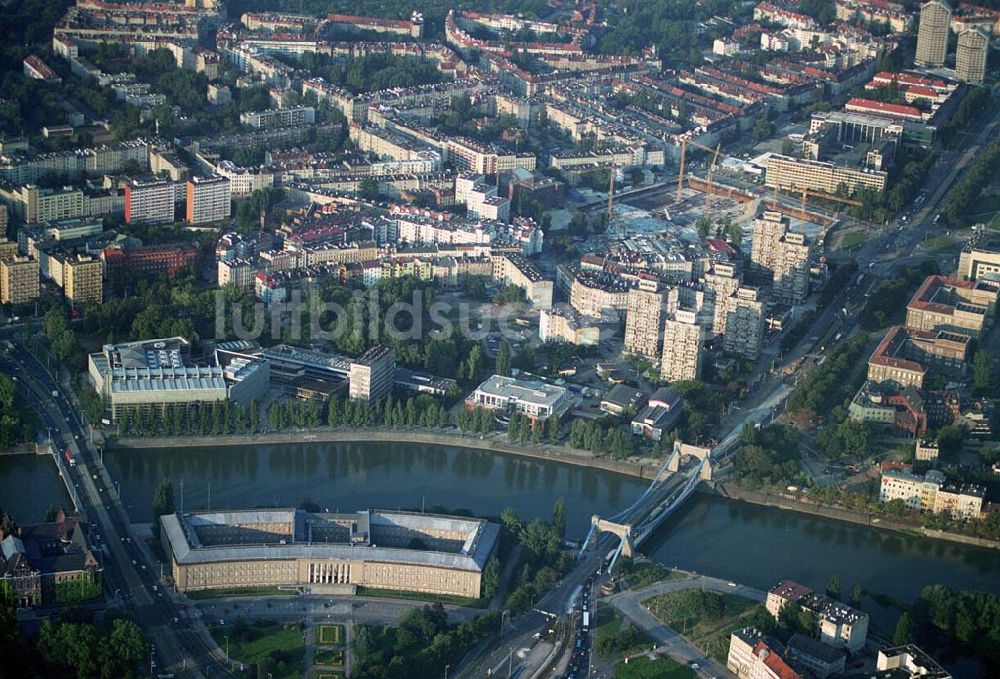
[[956, 29, 989, 84], [348, 345, 395, 404], [0, 255, 39, 305], [469, 374, 572, 424], [125, 178, 175, 225], [723, 287, 766, 360], [186, 175, 231, 225], [624, 281, 667, 359], [905, 275, 997, 338], [765, 154, 887, 195], [161, 508, 498, 599], [63, 254, 102, 305], [916, 0, 952, 67], [660, 310, 703, 383], [88, 337, 269, 421], [958, 232, 1000, 282]]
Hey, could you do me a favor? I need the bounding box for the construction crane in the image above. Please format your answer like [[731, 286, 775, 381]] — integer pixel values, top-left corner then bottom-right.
[[675, 137, 730, 203], [704, 143, 722, 218]]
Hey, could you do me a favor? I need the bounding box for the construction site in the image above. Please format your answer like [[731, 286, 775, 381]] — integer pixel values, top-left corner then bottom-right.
[[582, 139, 866, 256]]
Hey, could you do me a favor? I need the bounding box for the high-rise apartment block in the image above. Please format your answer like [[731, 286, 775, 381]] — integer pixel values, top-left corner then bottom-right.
[[751, 211, 810, 305], [660, 309, 703, 383], [704, 263, 742, 337], [349, 345, 396, 403], [956, 28, 989, 84], [63, 254, 103, 305], [915, 0, 951, 67], [723, 287, 766, 360], [0, 255, 40, 305], [186, 176, 231, 225], [125, 178, 175, 225], [624, 280, 667, 359]]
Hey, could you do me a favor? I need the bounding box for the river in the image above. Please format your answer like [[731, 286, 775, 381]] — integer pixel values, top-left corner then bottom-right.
[[0, 453, 72, 524], [3, 440, 998, 675]]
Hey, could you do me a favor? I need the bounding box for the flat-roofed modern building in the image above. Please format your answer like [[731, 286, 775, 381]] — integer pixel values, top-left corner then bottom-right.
[[348, 344, 395, 403], [88, 337, 269, 421], [958, 232, 1000, 282], [161, 508, 498, 599], [63, 253, 103, 305], [469, 374, 572, 423], [877, 645, 951, 679], [765, 154, 887, 195], [125, 178, 175, 225], [0, 255, 40, 305], [186, 175, 231, 225]]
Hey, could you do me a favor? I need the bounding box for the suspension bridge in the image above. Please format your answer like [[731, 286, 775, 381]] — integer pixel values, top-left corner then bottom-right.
[[578, 441, 715, 573]]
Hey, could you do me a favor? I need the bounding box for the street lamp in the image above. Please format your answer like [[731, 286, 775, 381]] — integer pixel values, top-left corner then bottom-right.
[[445, 664, 450, 679], [225, 635, 230, 668]]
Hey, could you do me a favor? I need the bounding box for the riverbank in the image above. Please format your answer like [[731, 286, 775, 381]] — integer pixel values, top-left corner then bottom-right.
[[0, 443, 47, 456], [702, 482, 1000, 551], [108, 428, 665, 480]]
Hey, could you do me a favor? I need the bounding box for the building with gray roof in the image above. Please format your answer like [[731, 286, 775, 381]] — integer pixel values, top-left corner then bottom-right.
[[161, 508, 499, 599]]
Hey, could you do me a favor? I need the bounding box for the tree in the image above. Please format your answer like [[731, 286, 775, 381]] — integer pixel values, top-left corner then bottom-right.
[[482, 556, 501, 598], [358, 178, 380, 201], [893, 611, 912, 646], [826, 573, 842, 599], [850, 584, 863, 606], [152, 478, 175, 537], [496, 342, 512, 377], [552, 497, 566, 539], [971, 350, 992, 397], [752, 115, 773, 143]]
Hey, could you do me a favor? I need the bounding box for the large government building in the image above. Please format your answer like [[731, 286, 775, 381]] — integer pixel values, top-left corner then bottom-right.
[[161, 508, 499, 599]]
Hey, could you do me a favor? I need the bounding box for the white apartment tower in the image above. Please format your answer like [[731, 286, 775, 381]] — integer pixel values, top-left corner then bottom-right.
[[956, 29, 989, 84], [915, 0, 952, 67], [660, 309, 703, 382]]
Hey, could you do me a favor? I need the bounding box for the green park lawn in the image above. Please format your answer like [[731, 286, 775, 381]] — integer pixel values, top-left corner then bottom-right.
[[208, 620, 304, 679], [314, 649, 345, 666], [614, 656, 696, 679], [614, 560, 687, 590], [317, 624, 344, 646], [645, 589, 763, 664]]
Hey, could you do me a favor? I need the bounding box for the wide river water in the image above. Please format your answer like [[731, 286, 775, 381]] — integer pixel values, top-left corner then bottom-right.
[[3, 440, 998, 674]]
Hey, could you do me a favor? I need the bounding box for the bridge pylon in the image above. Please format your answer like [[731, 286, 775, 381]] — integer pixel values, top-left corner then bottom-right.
[[591, 516, 634, 558], [668, 441, 713, 480]]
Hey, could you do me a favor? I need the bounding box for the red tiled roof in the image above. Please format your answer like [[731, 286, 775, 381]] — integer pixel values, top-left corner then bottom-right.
[[753, 640, 802, 679], [846, 97, 923, 118]]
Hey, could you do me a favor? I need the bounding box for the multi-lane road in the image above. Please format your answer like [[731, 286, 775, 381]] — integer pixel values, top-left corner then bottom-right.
[[4, 341, 230, 679]]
